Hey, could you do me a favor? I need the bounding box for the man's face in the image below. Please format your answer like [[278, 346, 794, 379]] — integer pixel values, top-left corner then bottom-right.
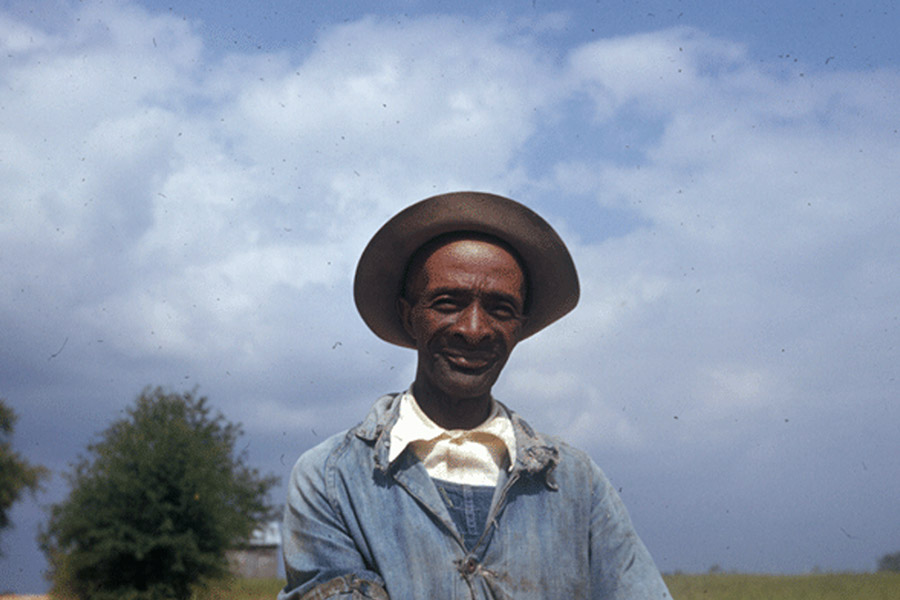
[[399, 237, 527, 404]]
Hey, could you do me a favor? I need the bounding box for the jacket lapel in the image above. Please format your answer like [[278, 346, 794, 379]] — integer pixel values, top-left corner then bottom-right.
[[391, 449, 464, 548]]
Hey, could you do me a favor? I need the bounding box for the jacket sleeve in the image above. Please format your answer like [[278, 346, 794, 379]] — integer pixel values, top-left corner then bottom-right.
[[588, 459, 671, 599], [278, 440, 389, 600]]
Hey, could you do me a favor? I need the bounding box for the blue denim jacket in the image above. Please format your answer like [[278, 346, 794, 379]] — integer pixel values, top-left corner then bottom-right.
[[279, 394, 670, 599]]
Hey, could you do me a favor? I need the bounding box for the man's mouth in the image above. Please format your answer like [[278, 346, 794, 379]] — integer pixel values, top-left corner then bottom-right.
[[441, 348, 495, 372]]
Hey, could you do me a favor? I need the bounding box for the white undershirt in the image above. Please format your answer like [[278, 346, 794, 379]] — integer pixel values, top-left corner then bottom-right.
[[388, 390, 517, 486]]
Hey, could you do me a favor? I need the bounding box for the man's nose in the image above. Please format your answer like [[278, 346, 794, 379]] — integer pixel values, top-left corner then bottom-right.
[[453, 302, 491, 344]]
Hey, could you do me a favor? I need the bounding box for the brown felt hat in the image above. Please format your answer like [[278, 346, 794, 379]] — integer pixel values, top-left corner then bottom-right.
[[354, 191, 579, 348]]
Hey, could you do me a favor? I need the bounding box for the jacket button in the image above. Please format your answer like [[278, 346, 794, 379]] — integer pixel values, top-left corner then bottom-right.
[[464, 558, 477, 574]]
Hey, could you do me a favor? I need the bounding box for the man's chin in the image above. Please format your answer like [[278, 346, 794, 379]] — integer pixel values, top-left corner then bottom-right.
[[434, 371, 498, 402]]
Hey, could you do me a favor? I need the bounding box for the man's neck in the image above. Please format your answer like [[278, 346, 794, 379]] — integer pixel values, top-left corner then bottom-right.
[[410, 381, 492, 430]]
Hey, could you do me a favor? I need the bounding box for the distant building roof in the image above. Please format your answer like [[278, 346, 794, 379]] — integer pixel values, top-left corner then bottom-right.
[[241, 521, 281, 547]]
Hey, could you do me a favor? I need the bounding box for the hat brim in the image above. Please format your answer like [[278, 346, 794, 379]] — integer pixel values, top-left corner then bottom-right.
[[353, 191, 579, 348]]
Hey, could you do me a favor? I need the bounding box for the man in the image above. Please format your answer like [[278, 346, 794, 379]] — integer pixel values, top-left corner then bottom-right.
[[279, 192, 670, 599]]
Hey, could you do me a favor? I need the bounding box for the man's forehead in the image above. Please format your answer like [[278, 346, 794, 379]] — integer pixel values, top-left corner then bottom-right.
[[409, 232, 524, 271], [404, 234, 528, 307], [406, 233, 526, 282], [426, 239, 524, 279], [424, 235, 518, 264]]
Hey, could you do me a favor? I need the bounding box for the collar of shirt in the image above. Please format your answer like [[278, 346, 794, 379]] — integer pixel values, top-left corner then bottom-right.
[[388, 389, 517, 486]]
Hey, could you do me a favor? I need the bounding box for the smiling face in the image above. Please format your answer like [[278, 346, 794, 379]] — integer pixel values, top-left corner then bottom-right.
[[399, 235, 527, 427]]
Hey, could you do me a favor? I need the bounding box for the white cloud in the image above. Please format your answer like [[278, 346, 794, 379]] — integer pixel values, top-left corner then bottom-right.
[[1, 4, 576, 409], [567, 28, 748, 119]]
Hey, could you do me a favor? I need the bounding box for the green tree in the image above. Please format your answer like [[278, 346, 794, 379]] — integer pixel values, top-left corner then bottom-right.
[[40, 387, 278, 600], [878, 551, 900, 572], [0, 398, 49, 553]]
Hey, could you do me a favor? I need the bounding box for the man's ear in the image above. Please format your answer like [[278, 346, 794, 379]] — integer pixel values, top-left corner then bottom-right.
[[515, 314, 528, 343], [397, 296, 415, 340]]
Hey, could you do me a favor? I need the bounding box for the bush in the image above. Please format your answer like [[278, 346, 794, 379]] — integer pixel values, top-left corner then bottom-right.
[[878, 551, 900, 572], [0, 398, 48, 553], [40, 387, 278, 600]]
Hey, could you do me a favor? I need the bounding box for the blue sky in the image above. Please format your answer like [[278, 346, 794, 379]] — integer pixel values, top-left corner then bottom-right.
[[1, 0, 899, 593]]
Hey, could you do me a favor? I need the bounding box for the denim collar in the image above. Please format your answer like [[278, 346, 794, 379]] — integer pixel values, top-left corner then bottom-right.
[[354, 393, 560, 487]]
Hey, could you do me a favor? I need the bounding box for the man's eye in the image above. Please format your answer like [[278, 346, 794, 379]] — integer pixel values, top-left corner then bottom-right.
[[489, 305, 519, 320], [430, 298, 461, 312]]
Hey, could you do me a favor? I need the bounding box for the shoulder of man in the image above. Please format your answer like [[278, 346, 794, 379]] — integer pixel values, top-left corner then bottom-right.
[[504, 406, 614, 484], [503, 404, 598, 472], [538, 432, 609, 483], [289, 393, 400, 478]]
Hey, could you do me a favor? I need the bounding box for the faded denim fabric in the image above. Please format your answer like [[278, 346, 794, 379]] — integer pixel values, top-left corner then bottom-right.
[[279, 394, 671, 600], [434, 481, 494, 551]]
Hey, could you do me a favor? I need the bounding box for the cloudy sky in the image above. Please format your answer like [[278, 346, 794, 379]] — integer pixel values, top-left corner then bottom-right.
[[2, 0, 898, 593]]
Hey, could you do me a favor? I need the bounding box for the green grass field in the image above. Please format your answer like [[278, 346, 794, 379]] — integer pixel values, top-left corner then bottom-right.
[[197, 577, 282, 599], [663, 572, 900, 599], [199, 573, 900, 600]]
